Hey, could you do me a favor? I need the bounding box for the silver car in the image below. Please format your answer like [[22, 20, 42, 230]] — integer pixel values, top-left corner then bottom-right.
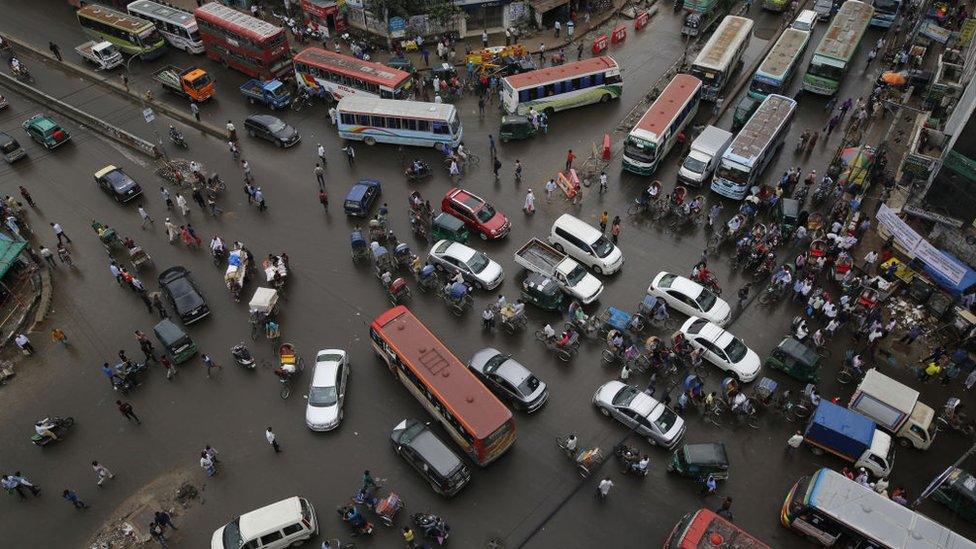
[[305, 349, 348, 431], [468, 348, 548, 413], [427, 239, 504, 290], [593, 381, 685, 448]]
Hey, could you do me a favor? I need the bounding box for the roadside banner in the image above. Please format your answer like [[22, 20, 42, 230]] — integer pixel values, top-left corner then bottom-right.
[[876, 204, 922, 252]]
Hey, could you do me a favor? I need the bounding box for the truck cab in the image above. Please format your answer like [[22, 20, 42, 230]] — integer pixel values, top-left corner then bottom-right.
[[849, 369, 937, 450], [677, 126, 733, 187], [76, 41, 123, 70], [554, 258, 603, 304], [181, 68, 214, 102]]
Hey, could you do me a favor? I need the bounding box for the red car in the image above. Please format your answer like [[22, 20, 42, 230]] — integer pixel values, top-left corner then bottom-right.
[[441, 187, 511, 240]]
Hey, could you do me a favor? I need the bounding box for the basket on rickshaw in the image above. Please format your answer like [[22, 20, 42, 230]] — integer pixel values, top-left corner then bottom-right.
[[374, 492, 403, 526], [350, 230, 369, 262], [808, 239, 828, 259], [857, 287, 879, 310], [127, 245, 152, 270], [831, 252, 853, 281], [387, 277, 411, 305], [806, 212, 824, 231]]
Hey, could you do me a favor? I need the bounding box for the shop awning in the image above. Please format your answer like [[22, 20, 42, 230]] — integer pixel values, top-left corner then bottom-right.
[[529, 0, 571, 14], [920, 250, 976, 296], [0, 233, 27, 279]]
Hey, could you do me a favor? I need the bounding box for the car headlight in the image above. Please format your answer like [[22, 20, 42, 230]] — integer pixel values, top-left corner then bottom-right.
[[490, 228, 499, 235]]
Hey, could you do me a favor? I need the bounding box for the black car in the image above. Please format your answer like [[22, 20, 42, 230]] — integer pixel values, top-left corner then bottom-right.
[[158, 266, 209, 324], [244, 114, 300, 148], [0, 131, 26, 163], [390, 419, 470, 497], [93, 165, 143, 203]]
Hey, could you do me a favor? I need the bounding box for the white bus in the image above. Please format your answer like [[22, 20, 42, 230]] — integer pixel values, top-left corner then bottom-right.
[[712, 94, 796, 200], [127, 0, 203, 54], [500, 56, 623, 115], [690, 15, 753, 101], [622, 74, 702, 176], [336, 96, 462, 149]]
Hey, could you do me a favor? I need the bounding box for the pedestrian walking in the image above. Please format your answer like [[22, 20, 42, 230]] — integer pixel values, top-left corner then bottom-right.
[[136, 331, 156, 361], [317, 143, 327, 165], [241, 159, 253, 182], [523, 189, 535, 214], [478, 95, 485, 116], [150, 522, 168, 547], [121, 71, 129, 91], [226, 120, 237, 142], [160, 187, 174, 210], [865, 48, 877, 69], [204, 445, 220, 464], [117, 400, 141, 424], [19, 186, 35, 207], [14, 333, 33, 355], [314, 163, 325, 191], [318, 189, 329, 210], [202, 353, 221, 378], [482, 306, 495, 330], [565, 149, 575, 171], [482, 29, 489, 47], [91, 461, 115, 486], [192, 188, 206, 210], [489, 134, 497, 158], [404, 526, 417, 548], [138, 206, 155, 228], [965, 369, 976, 390], [266, 427, 281, 452], [62, 489, 89, 509], [422, 46, 430, 67], [3, 475, 28, 500], [554, 20, 561, 37], [39, 246, 56, 267], [545, 178, 556, 202], [597, 477, 613, 500], [577, 42, 584, 60], [190, 102, 200, 121], [344, 145, 356, 165], [716, 497, 734, 521], [50, 222, 71, 244], [611, 216, 621, 243], [599, 211, 608, 232], [49, 41, 62, 62], [51, 328, 69, 347], [155, 510, 178, 531], [786, 430, 803, 454], [737, 283, 751, 308], [150, 293, 168, 321], [254, 187, 267, 211], [200, 451, 216, 477], [862, 250, 879, 273]]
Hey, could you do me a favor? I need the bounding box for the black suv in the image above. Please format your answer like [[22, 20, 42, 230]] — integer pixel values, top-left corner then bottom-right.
[[390, 419, 470, 497], [244, 114, 300, 148]]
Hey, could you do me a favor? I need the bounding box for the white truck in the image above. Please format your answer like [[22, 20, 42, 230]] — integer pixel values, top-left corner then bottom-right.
[[849, 369, 937, 450], [75, 41, 123, 70], [514, 238, 603, 304], [677, 125, 733, 187]]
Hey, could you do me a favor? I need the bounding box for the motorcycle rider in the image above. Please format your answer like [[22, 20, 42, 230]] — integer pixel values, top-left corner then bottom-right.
[[564, 434, 578, 452], [35, 418, 59, 441], [726, 214, 743, 236], [168, 125, 183, 143]]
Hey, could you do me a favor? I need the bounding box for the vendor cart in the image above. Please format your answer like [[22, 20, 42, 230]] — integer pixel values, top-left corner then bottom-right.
[[556, 436, 602, 478], [127, 245, 152, 270], [225, 247, 250, 302], [264, 255, 288, 293]]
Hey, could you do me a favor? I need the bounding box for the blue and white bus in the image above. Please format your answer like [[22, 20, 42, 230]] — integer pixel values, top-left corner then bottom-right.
[[712, 94, 796, 200], [336, 96, 462, 149], [748, 28, 810, 100]]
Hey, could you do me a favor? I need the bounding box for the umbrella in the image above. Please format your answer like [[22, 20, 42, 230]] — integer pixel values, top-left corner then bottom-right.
[[880, 71, 907, 86]]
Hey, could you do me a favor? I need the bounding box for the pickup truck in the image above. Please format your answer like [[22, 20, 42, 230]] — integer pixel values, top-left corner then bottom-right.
[[803, 401, 894, 478], [75, 41, 122, 70], [849, 369, 936, 450], [153, 66, 214, 102], [240, 79, 292, 110], [514, 238, 603, 304]]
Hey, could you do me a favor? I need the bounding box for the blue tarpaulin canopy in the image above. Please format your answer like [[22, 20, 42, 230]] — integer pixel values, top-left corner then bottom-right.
[[0, 233, 27, 279], [920, 250, 976, 296]]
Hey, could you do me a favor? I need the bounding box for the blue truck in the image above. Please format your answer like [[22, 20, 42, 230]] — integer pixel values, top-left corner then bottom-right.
[[239, 79, 292, 110], [802, 401, 894, 478]]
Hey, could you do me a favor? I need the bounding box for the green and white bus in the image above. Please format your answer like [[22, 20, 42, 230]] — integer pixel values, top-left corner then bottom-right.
[[802, 0, 873, 96], [78, 3, 166, 60], [501, 56, 622, 116], [622, 74, 702, 176], [748, 28, 810, 100], [689, 15, 753, 102]]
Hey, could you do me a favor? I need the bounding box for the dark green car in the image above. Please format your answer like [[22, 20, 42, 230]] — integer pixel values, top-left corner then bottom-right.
[[22, 114, 70, 150], [667, 442, 729, 481], [731, 95, 760, 132], [933, 468, 976, 523], [520, 272, 564, 311]]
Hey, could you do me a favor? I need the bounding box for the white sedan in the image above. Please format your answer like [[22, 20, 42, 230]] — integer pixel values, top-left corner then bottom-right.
[[428, 239, 504, 290], [647, 272, 731, 326], [593, 381, 685, 449], [680, 317, 761, 382], [305, 349, 348, 431]]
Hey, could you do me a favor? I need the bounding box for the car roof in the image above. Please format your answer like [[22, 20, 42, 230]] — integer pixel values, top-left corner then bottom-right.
[[443, 241, 475, 261], [668, 275, 705, 298], [247, 114, 279, 124], [312, 352, 343, 387], [447, 188, 486, 210], [238, 497, 303, 538], [159, 266, 190, 284], [29, 116, 58, 130], [553, 214, 601, 242], [695, 321, 733, 346]]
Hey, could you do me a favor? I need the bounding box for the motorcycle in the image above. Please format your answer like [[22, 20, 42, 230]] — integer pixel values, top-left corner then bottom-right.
[[231, 342, 255, 369], [13, 64, 34, 84], [337, 505, 374, 536], [613, 443, 648, 477], [411, 512, 450, 546], [114, 360, 148, 393], [169, 128, 188, 149], [31, 416, 75, 446], [211, 245, 226, 266]]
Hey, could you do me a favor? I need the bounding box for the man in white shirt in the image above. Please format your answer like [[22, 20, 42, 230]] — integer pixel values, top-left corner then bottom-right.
[[597, 477, 613, 499]]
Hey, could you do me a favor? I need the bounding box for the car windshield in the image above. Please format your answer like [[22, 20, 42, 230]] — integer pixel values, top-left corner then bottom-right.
[[565, 265, 587, 285], [397, 421, 425, 444], [484, 353, 508, 373], [466, 252, 490, 274], [696, 288, 717, 310], [591, 236, 615, 258], [103, 170, 134, 190], [221, 518, 242, 549], [682, 156, 707, 174], [308, 385, 338, 407], [475, 204, 496, 223], [612, 385, 639, 407], [686, 318, 708, 335], [658, 273, 678, 288], [655, 407, 679, 433], [724, 337, 748, 362], [266, 119, 287, 132], [0, 141, 17, 154]]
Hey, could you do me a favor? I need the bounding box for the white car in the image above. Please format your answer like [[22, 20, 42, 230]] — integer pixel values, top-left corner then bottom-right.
[[593, 381, 685, 449], [647, 272, 731, 326], [428, 239, 504, 290], [680, 317, 761, 382], [305, 349, 348, 431]]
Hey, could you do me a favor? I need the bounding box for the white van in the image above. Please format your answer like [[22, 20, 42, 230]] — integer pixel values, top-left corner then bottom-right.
[[211, 496, 318, 549], [793, 9, 819, 30], [677, 125, 733, 186], [548, 214, 624, 275]]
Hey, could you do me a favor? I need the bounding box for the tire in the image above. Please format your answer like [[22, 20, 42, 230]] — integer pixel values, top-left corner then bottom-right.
[[275, 140, 284, 148], [836, 370, 853, 384], [62, 417, 75, 427], [544, 107, 555, 117], [593, 266, 603, 275], [600, 94, 611, 103], [897, 437, 912, 448], [364, 136, 376, 146], [280, 383, 291, 399], [758, 292, 771, 305], [552, 243, 564, 253]]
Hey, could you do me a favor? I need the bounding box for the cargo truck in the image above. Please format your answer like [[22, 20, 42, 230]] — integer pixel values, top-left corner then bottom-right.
[[849, 369, 936, 450], [153, 66, 214, 102], [514, 238, 603, 304], [803, 400, 894, 478], [239, 79, 292, 110]]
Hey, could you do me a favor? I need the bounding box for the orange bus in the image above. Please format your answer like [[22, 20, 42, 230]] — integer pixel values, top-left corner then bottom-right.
[[664, 508, 772, 548], [370, 306, 516, 466], [293, 47, 412, 101]]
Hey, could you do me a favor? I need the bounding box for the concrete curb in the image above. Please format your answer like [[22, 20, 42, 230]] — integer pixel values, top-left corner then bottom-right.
[[5, 35, 225, 140]]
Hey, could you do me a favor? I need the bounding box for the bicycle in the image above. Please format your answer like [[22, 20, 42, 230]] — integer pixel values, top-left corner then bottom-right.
[[703, 401, 724, 427], [836, 365, 864, 385]]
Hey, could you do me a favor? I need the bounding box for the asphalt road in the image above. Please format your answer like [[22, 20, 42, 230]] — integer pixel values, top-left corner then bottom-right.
[[1, 2, 975, 548]]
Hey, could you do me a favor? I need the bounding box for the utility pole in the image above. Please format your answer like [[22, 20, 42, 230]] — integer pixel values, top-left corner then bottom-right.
[[911, 441, 976, 509]]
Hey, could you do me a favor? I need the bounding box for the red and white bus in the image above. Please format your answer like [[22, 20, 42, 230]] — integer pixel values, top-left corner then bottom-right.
[[664, 508, 771, 548], [294, 47, 412, 101], [193, 2, 290, 80], [370, 306, 516, 466]]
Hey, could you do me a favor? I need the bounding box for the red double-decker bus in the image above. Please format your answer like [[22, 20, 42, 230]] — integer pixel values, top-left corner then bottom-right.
[[193, 2, 290, 80], [370, 306, 516, 466]]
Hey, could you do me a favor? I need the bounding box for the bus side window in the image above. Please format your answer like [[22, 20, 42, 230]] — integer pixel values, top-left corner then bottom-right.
[[406, 119, 417, 131], [606, 73, 622, 84], [564, 79, 574, 92], [579, 75, 591, 88], [544, 84, 555, 96], [417, 120, 431, 132], [519, 89, 529, 102], [386, 117, 401, 129], [594, 73, 604, 85], [371, 116, 386, 127], [355, 114, 370, 125], [432, 122, 448, 135], [553, 81, 562, 94]]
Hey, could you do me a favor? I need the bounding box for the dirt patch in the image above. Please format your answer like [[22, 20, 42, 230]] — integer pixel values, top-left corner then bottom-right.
[[86, 468, 200, 548]]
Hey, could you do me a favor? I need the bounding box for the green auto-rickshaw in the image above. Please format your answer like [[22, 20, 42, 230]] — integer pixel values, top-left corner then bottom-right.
[[500, 115, 537, 142], [430, 212, 469, 244], [385, 57, 416, 75], [667, 442, 730, 481], [153, 318, 198, 364], [520, 272, 564, 311], [773, 198, 801, 240], [932, 468, 976, 524], [732, 95, 760, 132], [764, 337, 821, 383]]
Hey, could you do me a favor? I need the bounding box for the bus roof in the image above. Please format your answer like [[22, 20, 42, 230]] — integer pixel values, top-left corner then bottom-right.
[[814, 0, 874, 61], [757, 29, 810, 80], [726, 94, 796, 165], [371, 307, 512, 438], [194, 2, 282, 40], [337, 96, 456, 120], [503, 56, 618, 90], [294, 47, 410, 89], [78, 4, 153, 32], [127, 0, 195, 26], [632, 74, 701, 139], [677, 509, 772, 549], [808, 469, 976, 549], [693, 16, 753, 71]]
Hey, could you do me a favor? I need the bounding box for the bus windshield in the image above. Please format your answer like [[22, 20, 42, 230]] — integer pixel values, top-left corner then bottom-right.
[[808, 60, 843, 81], [624, 136, 656, 163], [690, 67, 719, 87], [874, 0, 899, 12], [750, 79, 780, 96], [717, 164, 749, 185]]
